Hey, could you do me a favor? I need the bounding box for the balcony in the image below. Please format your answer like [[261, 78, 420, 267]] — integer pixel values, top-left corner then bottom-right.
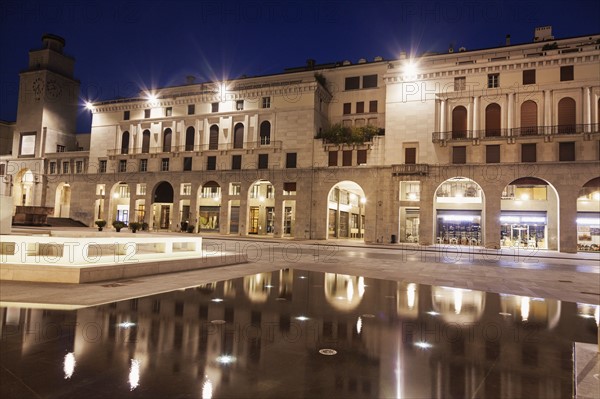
[[392, 164, 429, 176], [432, 123, 599, 143], [107, 141, 282, 156]]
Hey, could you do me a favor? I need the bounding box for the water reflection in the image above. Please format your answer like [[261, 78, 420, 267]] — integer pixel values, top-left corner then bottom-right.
[[0, 269, 597, 399]]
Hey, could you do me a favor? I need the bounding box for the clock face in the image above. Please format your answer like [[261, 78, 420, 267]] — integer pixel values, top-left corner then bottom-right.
[[46, 79, 62, 99], [32, 77, 44, 98]]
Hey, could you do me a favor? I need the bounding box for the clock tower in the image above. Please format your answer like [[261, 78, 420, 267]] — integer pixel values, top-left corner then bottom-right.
[[13, 34, 80, 158]]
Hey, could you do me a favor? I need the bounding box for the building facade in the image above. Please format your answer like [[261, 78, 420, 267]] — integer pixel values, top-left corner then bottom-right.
[[1, 29, 599, 253]]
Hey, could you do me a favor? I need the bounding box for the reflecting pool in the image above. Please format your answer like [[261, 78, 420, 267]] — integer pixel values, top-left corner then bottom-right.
[[1, 269, 598, 398]]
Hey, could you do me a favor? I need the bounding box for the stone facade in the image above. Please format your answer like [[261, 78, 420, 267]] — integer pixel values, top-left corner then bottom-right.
[[1, 31, 599, 253]]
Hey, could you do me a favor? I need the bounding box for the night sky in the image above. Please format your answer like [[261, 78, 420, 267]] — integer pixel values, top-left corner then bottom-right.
[[1, 0, 599, 133]]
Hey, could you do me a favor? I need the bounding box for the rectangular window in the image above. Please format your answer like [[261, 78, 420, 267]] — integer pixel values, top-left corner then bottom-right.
[[486, 145, 500, 163], [342, 150, 352, 166], [236, 100, 244, 110], [124, 110, 130, 120], [230, 183, 241, 196], [405, 148, 416, 164], [345, 76, 360, 90], [283, 182, 297, 195], [232, 155, 242, 170], [165, 107, 172, 117], [343, 103, 351, 115], [521, 143, 536, 162], [49, 162, 56, 174], [56, 145, 65, 152], [187, 104, 195, 115], [181, 183, 192, 196], [454, 77, 466, 91], [560, 65, 574, 81], [286, 152, 297, 168], [211, 102, 219, 113], [328, 151, 338, 166], [144, 109, 151, 118], [207, 156, 216, 170], [139, 159, 148, 172], [559, 142, 575, 161], [356, 102, 364, 114], [369, 100, 378, 113], [362, 74, 377, 88], [262, 96, 271, 109], [161, 158, 169, 171], [523, 69, 536, 85], [357, 149, 367, 165], [62, 161, 69, 174], [183, 157, 192, 171], [452, 146, 467, 164], [0, 164, 4, 176], [258, 154, 268, 169], [99, 160, 107, 173], [119, 160, 127, 172], [137, 183, 146, 196], [19, 133, 36, 156], [75, 160, 83, 174], [487, 73, 499, 88]]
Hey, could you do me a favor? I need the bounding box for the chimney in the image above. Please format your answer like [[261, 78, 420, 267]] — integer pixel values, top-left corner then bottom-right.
[[506, 34, 511, 46], [186, 75, 196, 84], [306, 59, 316, 70]]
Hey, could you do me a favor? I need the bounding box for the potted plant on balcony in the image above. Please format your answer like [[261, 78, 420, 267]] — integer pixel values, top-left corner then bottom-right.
[[112, 220, 125, 232], [129, 222, 142, 233], [95, 220, 106, 231], [141, 222, 149, 231], [186, 224, 195, 233]]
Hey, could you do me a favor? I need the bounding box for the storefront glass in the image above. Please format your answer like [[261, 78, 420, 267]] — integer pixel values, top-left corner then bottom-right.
[[436, 212, 481, 245]]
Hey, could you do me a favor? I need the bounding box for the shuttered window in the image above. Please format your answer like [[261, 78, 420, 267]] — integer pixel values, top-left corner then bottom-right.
[[209, 125, 219, 150], [452, 146, 466, 164], [357, 149, 367, 165], [485, 103, 501, 137], [328, 151, 338, 166], [486, 145, 500, 163], [452, 106, 467, 139], [560, 65, 574, 81], [520, 100, 538, 135], [558, 97, 576, 133], [521, 143, 536, 162], [231, 155, 242, 170], [523, 69, 536, 85], [405, 148, 416, 164], [559, 142, 575, 161], [342, 150, 352, 166]]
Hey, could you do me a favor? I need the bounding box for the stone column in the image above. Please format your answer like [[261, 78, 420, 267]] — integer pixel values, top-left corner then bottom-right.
[[473, 96, 479, 132], [484, 187, 502, 249], [418, 180, 435, 246], [189, 184, 199, 233], [543, 90, 552, 127], [440, 99, 447, 138], [273, 198, 284, 238], [559, 190, 578, 253], [172, 188, 181, 232], [583, 86, 591, 128], [507, 92, 514, 131]]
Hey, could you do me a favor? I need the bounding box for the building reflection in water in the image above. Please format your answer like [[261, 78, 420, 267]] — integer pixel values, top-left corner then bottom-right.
[[0, 269, 597, 399]]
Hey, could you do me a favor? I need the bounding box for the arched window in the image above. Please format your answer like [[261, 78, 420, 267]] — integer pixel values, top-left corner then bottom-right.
[[520, 101, 538, 135], [209, 125, 219, 150], [142, 130, 150, 153], [121, 131, 130, 154], [185, 127, 195, 151], [163, 128, 172, 152], [260, 121, 271, 145], [233, 123, 244, 149], [451, 106, 467, 139], [558, 97, 576, 134], [485, 103, 501, 137]]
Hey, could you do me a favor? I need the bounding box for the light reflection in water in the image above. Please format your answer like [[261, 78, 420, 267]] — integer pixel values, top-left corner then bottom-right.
[[129, 359, 140, 391], [63, 352, 75, 379]]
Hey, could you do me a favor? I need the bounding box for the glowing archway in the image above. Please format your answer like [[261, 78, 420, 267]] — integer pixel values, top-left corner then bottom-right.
[[327, 181, 366, 240]]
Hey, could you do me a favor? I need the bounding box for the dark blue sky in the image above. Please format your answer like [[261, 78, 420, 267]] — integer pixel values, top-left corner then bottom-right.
[[1, 0, 599, 132]]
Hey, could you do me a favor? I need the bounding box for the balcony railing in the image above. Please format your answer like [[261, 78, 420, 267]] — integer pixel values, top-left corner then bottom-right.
[[392, 164, 429, 176], [108, 141, 282, 156], [432, 123, 599, 142]]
